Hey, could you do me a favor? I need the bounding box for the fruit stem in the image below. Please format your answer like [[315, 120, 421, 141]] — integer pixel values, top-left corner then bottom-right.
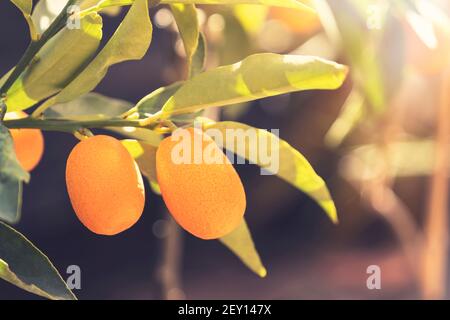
[[0, 0, 78, 97], [0, 100, 6, 122]]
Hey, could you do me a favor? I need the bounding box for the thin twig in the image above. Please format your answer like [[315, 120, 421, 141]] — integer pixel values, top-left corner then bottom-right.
[[3, 118, 152, 132], [420, 69, 450, 300], [157, 216, 184, 300]]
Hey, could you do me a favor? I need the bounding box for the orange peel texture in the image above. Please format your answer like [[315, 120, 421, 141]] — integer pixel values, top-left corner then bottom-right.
[[156, 128, 246, 240], [66, 135, 145, 236]]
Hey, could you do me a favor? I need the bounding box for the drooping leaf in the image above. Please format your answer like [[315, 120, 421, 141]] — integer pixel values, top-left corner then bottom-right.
[[44, 93, 133, 120], [45, 0, 152, 106], [136, 82, 183, 116], [160, 53, 348, 117], [220, 220, 266, 277], [202, 120, 338, 223], [170, 3, 200, 76], [10, 0, 38, 40], [6, 13, 103, 112], [0, 222, 76, 300]]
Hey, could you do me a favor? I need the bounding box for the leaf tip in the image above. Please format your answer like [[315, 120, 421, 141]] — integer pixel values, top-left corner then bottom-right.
[[328, 207, 339, 225], [258, 267, 267, 278]]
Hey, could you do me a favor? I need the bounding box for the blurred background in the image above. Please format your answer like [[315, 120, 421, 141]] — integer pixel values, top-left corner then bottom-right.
[[0, 0, 449, 299]]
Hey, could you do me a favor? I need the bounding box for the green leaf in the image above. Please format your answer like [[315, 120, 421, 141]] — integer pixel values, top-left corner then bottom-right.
[[170, 3, 200, 76], [44, 93, 133, 120], [0, 123, 29, 224], [0, 222, 76, 300], [122, 139, 161, 193], [161, 0, 314, 11], [46, 0, 152, 106], [220, 220, 266, 277], [6, 13, 103, 112], [202, 120, 338, 223], [10, 0, 38, 40], [190, 32, 207, 78], [0, 179, 23, 224], [136, 82, 183, 116], [160, 54, 348, 117], [0, 124, 29, 183]]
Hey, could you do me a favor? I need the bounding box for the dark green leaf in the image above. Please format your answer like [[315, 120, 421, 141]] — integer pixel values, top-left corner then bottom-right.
[[0, 221, 76, 300], [0, 179, 23, 224]]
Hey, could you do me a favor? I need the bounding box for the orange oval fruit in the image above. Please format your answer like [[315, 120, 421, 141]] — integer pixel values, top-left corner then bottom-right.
[[65, 135, 145, 236], [156, 127, 246, 240], [268, 6, 321, 35], [6, 111, 44, 172]]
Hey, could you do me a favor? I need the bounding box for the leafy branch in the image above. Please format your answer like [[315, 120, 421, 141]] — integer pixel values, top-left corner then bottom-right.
[[0, 0, 78, 98], [3, 117, 160, 133]]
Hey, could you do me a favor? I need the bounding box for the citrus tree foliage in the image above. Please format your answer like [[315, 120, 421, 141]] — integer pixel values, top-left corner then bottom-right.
[[1, 0, 349, 299]]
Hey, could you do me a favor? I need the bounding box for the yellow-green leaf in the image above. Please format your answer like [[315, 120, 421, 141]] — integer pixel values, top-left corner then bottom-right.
[[202, 120, 338, 223], [6, 13, 103, 112], [220, 220, 266, 277], [161, 54, 348, 117], [170, 3, 200, 76], [47, 0, 152, 106], [122, 139, 161, 193], [0, 222, 76, 300], [136, 82, 183, 116]]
